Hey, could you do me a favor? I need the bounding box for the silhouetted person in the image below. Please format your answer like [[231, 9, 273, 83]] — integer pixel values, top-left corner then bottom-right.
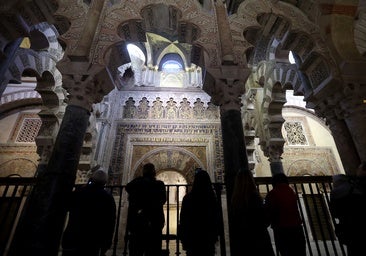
[[330, 162, 366, 256], [126, 163, 167, 256], [231, 171, 275, 256], [62, 169, 116, 256], [178, 169, 220, 256], [264, 173, 306, 256]]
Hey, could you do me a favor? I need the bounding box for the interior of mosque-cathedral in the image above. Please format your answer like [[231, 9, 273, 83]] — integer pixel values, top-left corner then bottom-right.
[[0, 0, 365, 255]]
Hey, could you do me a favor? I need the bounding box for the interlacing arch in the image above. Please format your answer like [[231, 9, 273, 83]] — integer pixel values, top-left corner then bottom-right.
[[233, 1, 343, 162], [0, 22, 66, 165]]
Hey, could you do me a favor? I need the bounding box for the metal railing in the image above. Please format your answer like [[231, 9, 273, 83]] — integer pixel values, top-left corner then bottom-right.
[[0, 176, 347, 256], [0, 177, 35, 256]]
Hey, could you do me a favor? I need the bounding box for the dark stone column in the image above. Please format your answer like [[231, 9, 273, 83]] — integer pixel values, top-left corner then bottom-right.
[[321, 108, 360, 175], [220, 109, 250, 256], [270, 161, 284, 175], [10, 105, 90, 256], [341, 100, 366, 167], [221, 109, 249, 200]]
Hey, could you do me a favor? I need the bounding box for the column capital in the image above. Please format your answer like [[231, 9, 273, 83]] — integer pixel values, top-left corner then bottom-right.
[[205, 65, 250, 113], [262, 143, 284, 163], [58, 62, 114, 111]]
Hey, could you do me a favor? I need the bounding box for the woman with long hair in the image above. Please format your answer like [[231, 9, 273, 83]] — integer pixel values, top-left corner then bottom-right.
[[230, 171, 275, 256], [179, 169, 220, 256]]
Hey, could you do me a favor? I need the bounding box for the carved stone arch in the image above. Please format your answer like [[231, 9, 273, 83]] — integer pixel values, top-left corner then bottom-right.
[[53, 0, 89, 56], [30, 23, 64, 62], [140, 4, 182, 42], [35, 69, 65, 164], [117, 19, 147, 43], [259, 80, 286, 160], [157, 49, 187, 71], [36, 70, 64, 108], [4, 46, 66, 165], [243, 13, 292, 66], [88, 1, 216, 65], [287, 159, 328, 176], [29, 30, 49, 51], [0, 158, 38, 177], [131, 146, 205, 185], [53, 14, 71, 41], [233, 0, 340, 77], [300, 51, 332, 91], [104, 41, 133, 82]]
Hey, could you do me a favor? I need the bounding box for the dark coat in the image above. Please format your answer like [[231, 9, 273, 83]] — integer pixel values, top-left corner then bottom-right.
[[62, 183, 116, 255], [178, 190, 220, 255], [126, 176, 167, 232]]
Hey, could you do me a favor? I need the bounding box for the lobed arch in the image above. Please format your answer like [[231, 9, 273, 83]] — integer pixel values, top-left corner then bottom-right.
[[157, 47, 187, 71], [130, 146, 206, 185], [287, 159, 328, 177], [82, 0, 217, 66], [0, 158, 38, 178], [232, 0, 341, 83], [53, 0, 90, 56], [2, 40, 66, 163]]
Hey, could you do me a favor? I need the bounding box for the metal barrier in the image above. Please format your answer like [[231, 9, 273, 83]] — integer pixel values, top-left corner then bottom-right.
[[0, 176, 347, 256], [0, 177, 35, 256]]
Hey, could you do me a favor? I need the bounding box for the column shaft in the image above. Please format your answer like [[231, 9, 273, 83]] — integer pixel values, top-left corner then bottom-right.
[[220, 109, 249, 256], [10, 105, 90, 256]]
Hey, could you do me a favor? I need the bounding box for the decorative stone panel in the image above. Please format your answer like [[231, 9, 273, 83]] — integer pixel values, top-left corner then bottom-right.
[[109, 122, 223, 185], [10, 113, 41, 143]]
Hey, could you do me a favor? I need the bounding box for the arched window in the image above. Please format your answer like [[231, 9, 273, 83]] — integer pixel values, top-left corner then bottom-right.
[[162, 60, 183, 73], [159, 53, 184, 72], [288, 51, 295, 64], [127, 44, 145, 64]]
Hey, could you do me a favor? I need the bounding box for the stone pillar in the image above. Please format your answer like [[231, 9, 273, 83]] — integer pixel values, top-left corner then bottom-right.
[[209, 75, 250, 256], [9, 105, 90, 256], [264, 145, 285, 175], [340, 94, 366, 167], [10, 66, 114, 256], [221, 109, 249, 197], [320, 106, 360, 174]]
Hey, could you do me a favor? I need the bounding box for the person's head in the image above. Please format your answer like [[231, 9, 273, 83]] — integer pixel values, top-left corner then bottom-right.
[[89, 169, 108, 187], [142, 163, 156, 179], [192, 169, 213, 193], [272, 173, 289, 187]]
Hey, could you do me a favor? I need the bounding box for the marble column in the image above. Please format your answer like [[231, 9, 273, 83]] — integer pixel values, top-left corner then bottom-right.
[[340, 96, 366, 167], [209, 75, 249, 256], [10, 66, 114, 255], [221, 109, 249, 198], [321, 107, 360, 174], [266, 145, 285, 175], [9, 105, 90, 256]]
